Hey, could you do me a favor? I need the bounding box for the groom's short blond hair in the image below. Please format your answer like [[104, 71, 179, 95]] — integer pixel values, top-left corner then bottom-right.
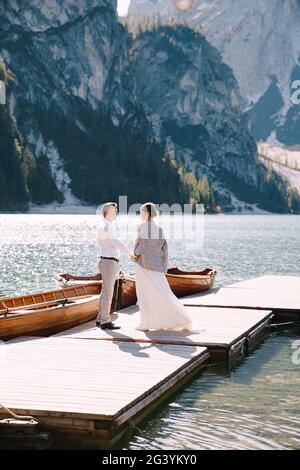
[[102, 202, 117, 218]]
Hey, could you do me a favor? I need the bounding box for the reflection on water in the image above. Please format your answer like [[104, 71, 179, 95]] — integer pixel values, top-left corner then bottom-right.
[[120, 330, 300, 450], [0, 214, 299, 450], [1, 214, 300, 296]]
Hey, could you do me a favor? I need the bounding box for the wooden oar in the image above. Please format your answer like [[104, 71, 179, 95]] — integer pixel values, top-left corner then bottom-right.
[[0, 297, 69, 315]]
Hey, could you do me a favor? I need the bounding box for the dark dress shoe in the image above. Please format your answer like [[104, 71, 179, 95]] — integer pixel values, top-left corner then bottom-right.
[[100, 322, 121, 330]]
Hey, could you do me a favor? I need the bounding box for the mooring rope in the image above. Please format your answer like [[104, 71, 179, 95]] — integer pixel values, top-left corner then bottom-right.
[[128, 418, 143, 434], [267, 321, 300, 330], [0, 403, 36, 422]]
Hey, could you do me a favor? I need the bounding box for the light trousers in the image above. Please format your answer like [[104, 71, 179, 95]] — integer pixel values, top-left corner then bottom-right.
[[96, 259, 119, 324]]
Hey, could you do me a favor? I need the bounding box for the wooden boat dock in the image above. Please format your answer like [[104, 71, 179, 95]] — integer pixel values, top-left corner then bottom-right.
[[55, 305, 273, 362], [0, 275, 299, 448], [1, 336, 209, 448], [183, 275, 300, 321]]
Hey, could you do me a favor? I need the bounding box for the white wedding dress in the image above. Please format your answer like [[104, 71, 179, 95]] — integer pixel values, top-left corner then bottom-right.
[[135, 263, 194, 332]]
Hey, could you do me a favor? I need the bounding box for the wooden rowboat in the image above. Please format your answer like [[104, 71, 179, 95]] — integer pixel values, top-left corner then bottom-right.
[[0, 276, 137, 341], [56, 267, 217, 300], [0, 284, 100, 341], [166, 268, 217, 297], [55, 274, 137, 308]]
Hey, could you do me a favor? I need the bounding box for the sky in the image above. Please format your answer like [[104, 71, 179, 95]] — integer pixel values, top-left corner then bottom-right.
[[117, 0, 131, 16]]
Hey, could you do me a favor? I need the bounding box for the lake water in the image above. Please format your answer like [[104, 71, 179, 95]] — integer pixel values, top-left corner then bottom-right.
[[0, 214, 299, 450]]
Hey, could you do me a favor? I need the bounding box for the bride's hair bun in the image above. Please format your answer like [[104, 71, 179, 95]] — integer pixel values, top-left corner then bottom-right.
[[141, 202, 157, 219]]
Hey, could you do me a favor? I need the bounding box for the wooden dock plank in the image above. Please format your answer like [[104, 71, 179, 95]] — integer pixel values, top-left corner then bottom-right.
[[55, 305, 272, 349], [0, 336, 208, 420], [183, 275, 300, 313], [227, 275, 300, 291], [183, 287, 300, 311]]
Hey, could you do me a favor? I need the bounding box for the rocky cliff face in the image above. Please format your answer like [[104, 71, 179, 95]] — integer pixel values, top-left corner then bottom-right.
[[0, 0, 185, 210], [129, 0, 300, 147], [125, 19, 299, 212], [0, 0, 298, 213], [128, 24, 254, 186], [1, 0, 132, 120], [0, 0, 130, 205]]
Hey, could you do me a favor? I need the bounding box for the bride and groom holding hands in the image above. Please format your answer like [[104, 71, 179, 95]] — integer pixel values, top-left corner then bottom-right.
[[96, 202, 193, 332]]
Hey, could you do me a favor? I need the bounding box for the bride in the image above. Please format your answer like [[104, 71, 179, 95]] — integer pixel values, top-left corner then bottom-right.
[[133, 202, 193, 332]]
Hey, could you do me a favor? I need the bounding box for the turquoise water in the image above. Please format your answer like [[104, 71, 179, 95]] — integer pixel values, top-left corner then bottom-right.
[[0, 214, 299, 449], [121, 330, 300, 450]]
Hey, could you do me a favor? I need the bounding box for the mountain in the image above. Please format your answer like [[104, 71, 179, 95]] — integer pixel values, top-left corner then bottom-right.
[[129, 0, 300, 147], [0, 0, 190, 212], [124, 16, 300, 212], [0, 0, 299, 213], [258, 143, 300, 197]]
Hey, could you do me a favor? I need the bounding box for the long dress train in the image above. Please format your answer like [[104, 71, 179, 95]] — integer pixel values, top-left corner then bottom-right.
[[135, 263, 193, 332]]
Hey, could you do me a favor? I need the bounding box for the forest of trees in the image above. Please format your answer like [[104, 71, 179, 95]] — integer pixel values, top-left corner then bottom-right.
[[0, 59, 28, 211], [0, 58, 63, 211], [34, 101, 218, 211], [121, 12, 205, 40]]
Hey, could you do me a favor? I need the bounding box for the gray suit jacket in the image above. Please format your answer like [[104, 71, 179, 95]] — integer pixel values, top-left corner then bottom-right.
[[134, 221, 168, 273]]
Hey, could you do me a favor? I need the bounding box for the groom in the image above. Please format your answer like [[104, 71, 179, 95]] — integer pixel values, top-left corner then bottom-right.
[[96, 202, 136, 330]]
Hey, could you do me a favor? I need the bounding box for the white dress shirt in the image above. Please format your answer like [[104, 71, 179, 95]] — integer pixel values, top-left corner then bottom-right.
[[98, 219, 131, 259]]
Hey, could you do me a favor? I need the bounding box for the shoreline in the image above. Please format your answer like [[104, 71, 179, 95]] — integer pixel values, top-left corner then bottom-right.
[[0, 211, 294, 216], [0, 204, 278, 216]]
